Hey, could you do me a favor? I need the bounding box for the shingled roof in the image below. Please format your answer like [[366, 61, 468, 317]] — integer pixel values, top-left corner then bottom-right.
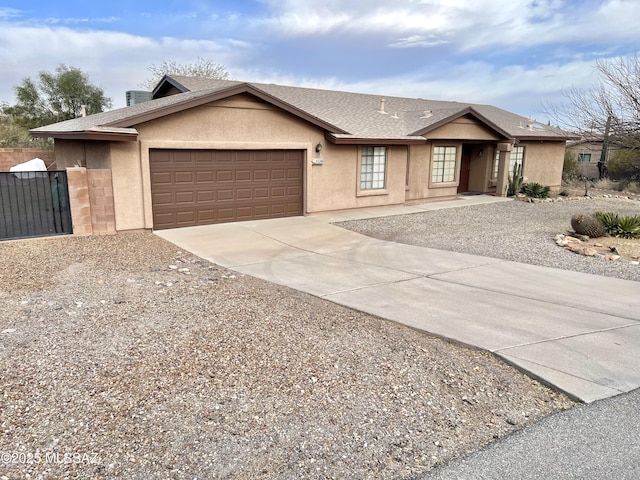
[[32, 75, 568, 143]]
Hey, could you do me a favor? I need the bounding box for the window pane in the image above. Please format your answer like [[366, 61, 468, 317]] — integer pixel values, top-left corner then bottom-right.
[[509, 146, 524, 173], [432, 146, 457, 183], [360, 146, 387, 190]]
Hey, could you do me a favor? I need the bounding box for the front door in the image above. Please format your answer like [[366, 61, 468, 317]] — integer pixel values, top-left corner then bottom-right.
[[458, 145, 472, 193]]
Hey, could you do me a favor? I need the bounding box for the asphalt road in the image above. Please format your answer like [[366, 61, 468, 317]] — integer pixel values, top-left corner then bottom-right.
[[415, 388, 640, 480]]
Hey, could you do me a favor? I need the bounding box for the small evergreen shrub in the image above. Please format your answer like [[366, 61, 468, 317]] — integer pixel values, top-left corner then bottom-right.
[[563, 150, 580, 179], [594, 211, 640, 239], [522, 182, 551, 198]]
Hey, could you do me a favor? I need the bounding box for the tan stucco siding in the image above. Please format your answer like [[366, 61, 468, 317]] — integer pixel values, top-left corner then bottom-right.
[[426, 117, 503, 141], [406, 142, 460, 201], [110, 141, 145, 231], [521, 141, 565, 189], [109, 95, 411, 228], [54, 140, 111, 169], [406, 144, 431, 200]]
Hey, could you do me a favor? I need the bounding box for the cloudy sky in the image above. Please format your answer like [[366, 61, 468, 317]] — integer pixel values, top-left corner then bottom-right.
[[1, 0, 638, 120]]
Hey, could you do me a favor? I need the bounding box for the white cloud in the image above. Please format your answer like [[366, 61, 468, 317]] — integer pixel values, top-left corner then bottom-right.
[[259, 0, 640, 53], [388, 35, 449, 49], [0, 23, 252, 108]]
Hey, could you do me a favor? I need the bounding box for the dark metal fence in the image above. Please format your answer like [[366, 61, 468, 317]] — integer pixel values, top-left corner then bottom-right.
[[0, 171, 72, 240]]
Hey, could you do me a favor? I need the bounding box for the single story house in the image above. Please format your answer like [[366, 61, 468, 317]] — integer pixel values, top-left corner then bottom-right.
[[31, 76, 569, 232], [566, 136, 621, 179]]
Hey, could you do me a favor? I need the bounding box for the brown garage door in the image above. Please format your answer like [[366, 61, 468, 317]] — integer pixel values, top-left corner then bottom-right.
[[150, 149, 303, 229]]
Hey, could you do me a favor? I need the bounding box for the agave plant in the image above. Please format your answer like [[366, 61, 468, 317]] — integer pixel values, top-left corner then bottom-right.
[[595, 211, 640, 239], [522, 182, 551, 198]]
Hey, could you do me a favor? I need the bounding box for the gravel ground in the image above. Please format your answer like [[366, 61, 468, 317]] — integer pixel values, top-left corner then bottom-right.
[[338, 196, 640, 282], [0, 233, 574, 479]]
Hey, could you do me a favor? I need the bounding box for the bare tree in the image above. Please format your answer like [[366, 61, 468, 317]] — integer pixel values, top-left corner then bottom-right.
[[141, 57, 230, 90], [547, 54, 640, 149]]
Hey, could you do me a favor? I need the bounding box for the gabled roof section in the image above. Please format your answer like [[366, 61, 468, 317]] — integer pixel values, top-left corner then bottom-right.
[[31, 82, 348, 139], [151, 75, 190, 98], [409, 106, 515, 141], [32, 75, 571, 143]]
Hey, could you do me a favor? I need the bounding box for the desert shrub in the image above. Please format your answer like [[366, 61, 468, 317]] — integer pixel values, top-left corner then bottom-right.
[[594, 211, 640, 239], [559, 189, 570, 196], [522, 182, 551, 198], [563, 150, 580, 180], [607, 150, 640, 182], [624, 181, 640, 194], [591, 178, 620, 190]]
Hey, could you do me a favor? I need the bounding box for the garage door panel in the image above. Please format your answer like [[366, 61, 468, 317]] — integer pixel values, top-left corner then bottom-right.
[[175, 192, 195, 204], [151, 172, 172, 185], [197, 171, 214, 182], [217, 189, 234, 201], [287, 168, 302, 179], [237, 189, 254, 200], [198, 191, 214, 202], [176, 211, 196, 223], [270, 169, 285, 180], [150, 149, 303, 229], [271, 186, 285, 197], [173, 151, 193, 163], [236, 170, 251, 181], [217, 208, 235, 220], [255, 188, 269, 198], [152, 192, 174, 205], [216, 171, 233, 182], [198, 210, 215, 222], [254, 170, 269, 181], [175, 171, 195, 183]]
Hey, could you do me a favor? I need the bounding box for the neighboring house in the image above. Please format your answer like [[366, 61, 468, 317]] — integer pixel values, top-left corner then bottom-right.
[[566, 136, 621, 179], [31, 76, 569, 231]]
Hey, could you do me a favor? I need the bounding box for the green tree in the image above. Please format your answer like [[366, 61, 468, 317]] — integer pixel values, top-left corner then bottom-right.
[[2, 65, 112, 129], [141, 57, 230, 90], [0, 108, 51, 148], [607, 150, 640, 181]]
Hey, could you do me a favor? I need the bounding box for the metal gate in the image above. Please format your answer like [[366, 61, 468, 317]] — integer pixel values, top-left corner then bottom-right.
[[0, 171, 72, 240]]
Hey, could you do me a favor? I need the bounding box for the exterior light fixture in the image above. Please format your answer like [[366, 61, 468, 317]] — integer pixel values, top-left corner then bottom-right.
[[315, 143, 323, 153]]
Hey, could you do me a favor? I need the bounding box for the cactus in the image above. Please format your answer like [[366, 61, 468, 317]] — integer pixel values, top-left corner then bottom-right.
[[507, 163, 523, 196], [570, 213, 606, 238]]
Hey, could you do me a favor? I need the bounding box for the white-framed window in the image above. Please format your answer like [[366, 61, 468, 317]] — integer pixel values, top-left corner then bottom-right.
[[360, 146, 386, 190], [494, 145, 525, 178], [509, 146, 525, 173], [578, 153, 592, 162], [432, 146, 457, 183]]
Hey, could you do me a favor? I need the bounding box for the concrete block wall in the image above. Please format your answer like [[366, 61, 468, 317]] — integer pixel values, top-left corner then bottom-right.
[[87, 169, 116, 234], [66, 167, 116, 236], [0, 148, 56, 171]]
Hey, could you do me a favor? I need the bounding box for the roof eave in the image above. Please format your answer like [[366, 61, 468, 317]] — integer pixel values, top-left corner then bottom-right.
[[515, 135, 572, 142], [108, 83, 348, 135], [30, 130, 138, 142], [327, 134, 427, 145]]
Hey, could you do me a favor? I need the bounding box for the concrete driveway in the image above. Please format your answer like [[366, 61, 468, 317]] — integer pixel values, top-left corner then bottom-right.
[[156, 197, 640, 403]]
